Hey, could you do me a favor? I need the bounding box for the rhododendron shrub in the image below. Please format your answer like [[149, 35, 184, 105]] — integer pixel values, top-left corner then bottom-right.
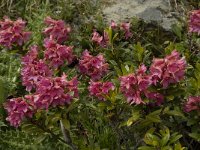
[[43, 16, 71, 43], [43, 38, 74, 68], [4, 97, 33, 127], [21, 45, 52, 91], [79, 50, 109, 80], [189, 10, 200, 35], [119, 64, 151, 104], [88, 81, 115, 100], [91, 30, 109, 47], [0, 17, 31, 48], [4, 17, 78, 127], [120, 51, 186, 105], [184, 96, 200, 112], [1, 10, 200, 149], [91, 21, 133, 47], [150, 50, 186, 88]]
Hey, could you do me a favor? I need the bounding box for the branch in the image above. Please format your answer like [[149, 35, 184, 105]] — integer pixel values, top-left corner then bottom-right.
[[60, 120, 78, 150]]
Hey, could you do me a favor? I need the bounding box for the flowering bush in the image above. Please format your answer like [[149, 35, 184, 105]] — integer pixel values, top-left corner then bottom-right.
[[0, 17, 31, 49], [43, 16, 71, 44], [119, 64, 151, 104], [79, 50, 109, 80], [189, 9, 200, 35], [184, 96, 200, 112], [1, 7, 200, 149], [4, 97, 33, 127], [44, 38, 74, 68], [150, 50, 186, 88], [88, 80, 115, 100], [21, 45, 52, 91]]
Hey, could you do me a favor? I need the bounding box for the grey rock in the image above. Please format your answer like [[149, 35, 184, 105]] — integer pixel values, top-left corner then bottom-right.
[[102, 0, 178, 30]]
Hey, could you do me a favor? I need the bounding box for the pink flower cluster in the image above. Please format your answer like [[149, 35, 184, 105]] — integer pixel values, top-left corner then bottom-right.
[[120, 65, 151, 104], [91, 30, 109, 47], [4, 97, 33, 127], [189, 9, 200, 35], [110, 20, 118, 29], [88, 81, 115, 100], [150, 50, 186, 88], [120, 50, 186, 105], [44, 38, 74, 68], [0, 17, 31, 48], [4, 17, 79, 127], [21, 46, 52, 91], [31, 74, 78, 110], [43, 17, 71, 43], [5, 74, 78, 127], [79, 50, 109, 80], [184, 96, 200, 112], [110, 20, 133, 39], [145, 92, 164, 106], [120, 22, 133, 39], [91, 21, 133, 47]]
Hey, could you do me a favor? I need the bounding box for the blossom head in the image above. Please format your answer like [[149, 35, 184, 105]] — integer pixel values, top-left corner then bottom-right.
[[120, 22, 132, 39], [150, 50, 186, 88], [119, 65, 151, 105], [145, 92, 164, 106], [189, 10, 200, 35], [43, 17, 71, 43], [91, 30, 109, 47], [4, 97, 33, 127], [184, 96, 200, 112], [0, 17, 31, 48], [79, 50, 109, 80], [110, 20, 117, 29], [44, 38, 75, 68], [88, 81, 115, 100], [21, 46, 52, 91], [33, 74, 78, 109]]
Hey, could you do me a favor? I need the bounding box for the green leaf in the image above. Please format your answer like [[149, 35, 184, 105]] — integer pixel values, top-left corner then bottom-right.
[[144, 133, 160, 146], [0, 78, 8, 104], [169, 133, 182, 144], [35, 134, 47, 144], [121, 64, 129, 75], [166, 95, 174, 101], [112, 33, 119, 43], [22, 123, 43, 134], [189, 133, 200, 142], [171, 24, 182, 40], [161, 146, 173, 150], [165, 109, 186, 119], [114, 66, 122, 76], [174, 142, 185, 150], [109, 60, 117, 66], [160, 128, 170, 147], [145, 110, 162, 123], [127, 110, 140, 126], [61, 119, 70, 130], [105, 27, 112, 45], [138, 146, 155, 150], [0, 121, 7, 127], [133, 42, 144, 62], [165, 42, 175, 54]]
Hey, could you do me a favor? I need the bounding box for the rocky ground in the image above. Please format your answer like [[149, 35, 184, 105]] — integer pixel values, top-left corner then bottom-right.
[[102, 0, 186, 30]]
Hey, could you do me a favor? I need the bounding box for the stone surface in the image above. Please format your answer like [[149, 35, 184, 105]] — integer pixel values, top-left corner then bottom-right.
[[102, 0, 178, 30]]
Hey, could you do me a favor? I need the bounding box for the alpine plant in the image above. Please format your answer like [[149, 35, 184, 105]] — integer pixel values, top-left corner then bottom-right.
[[4, 17, 78, 127], [0, 16, 31, 48], [189, 9, 200, 35], [79, 50, 109, 80], [88, 81, 115, 100]]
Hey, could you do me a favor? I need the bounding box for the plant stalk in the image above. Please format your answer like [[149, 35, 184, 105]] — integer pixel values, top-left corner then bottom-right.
[[60, 120, 78, 150]]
